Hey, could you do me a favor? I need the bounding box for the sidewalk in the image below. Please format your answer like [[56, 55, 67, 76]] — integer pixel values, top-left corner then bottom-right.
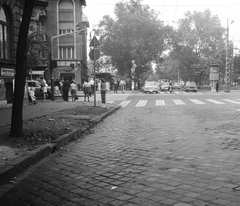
[[0, 96, 121, 186]]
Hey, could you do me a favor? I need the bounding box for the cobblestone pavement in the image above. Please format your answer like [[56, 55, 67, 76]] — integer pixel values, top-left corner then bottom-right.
[[1, 93, 240, 206]]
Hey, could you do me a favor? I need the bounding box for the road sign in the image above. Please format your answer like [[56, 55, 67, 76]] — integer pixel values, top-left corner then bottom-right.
[[89, 48, 100, 61], [89, 35, 100, 47]]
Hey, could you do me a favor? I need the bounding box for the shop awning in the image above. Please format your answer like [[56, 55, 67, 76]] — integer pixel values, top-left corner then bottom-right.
[[31, 71, 44, 75]]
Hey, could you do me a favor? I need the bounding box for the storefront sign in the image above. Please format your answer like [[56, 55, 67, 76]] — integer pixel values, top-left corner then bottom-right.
[[1, 68, 14, 77]]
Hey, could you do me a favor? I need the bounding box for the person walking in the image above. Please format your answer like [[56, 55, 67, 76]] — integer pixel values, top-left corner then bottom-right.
[[89, 78, 94, 95], [114, 80, 118, 93], [39, 76, 47, 101], [62, 78, 70, 101], [216, 81, 219, 92], [70, 80, 77, 101], [83, 79, 91, 101], [101, 79, 107, 103], [119, 79, 125, 93]]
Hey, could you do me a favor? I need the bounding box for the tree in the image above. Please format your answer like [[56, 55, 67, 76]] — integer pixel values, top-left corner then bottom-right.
[[26, 29, 48, 77], [169, 9, 226, 81], [10, 0, 36, 137], [95, 0, 165, 79]]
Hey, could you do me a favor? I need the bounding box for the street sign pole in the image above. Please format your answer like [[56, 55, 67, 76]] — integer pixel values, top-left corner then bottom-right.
[[93, 37, 96, 107], [89, 35, 100, 107]]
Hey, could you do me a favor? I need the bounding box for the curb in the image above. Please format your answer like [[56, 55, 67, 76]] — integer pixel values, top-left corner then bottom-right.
[[0, 106, 120, 186]]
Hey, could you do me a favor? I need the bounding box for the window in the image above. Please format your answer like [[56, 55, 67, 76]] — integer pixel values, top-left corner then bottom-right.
[[59, 47, 74, 59], [0, 7, 10, 60], [58, 0, 75, 60]]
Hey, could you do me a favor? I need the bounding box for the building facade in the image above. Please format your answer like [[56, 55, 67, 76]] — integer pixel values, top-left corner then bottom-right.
[[0, 0, 25, 104], [0, 0, 88, 105], [43, 0, 88, 87]]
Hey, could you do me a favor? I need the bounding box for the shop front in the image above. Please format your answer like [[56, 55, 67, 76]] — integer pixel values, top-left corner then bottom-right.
[[0, 67, 15, 103]]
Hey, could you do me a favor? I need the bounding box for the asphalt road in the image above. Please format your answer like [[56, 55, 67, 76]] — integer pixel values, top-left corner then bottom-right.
[[1, 91, 240, 206]]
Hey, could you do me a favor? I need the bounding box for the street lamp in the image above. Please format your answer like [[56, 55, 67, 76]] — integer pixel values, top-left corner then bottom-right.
[[225, 19, 235, 92], [48, 28, 87, 100]]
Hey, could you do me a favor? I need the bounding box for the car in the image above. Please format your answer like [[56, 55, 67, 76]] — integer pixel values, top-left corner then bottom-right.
[[160, 82, 170, 91], [173, 82, 181, 89], [27, 80, 52, 99], [184, 81, 198, 92], [142, 81, 159, 93]]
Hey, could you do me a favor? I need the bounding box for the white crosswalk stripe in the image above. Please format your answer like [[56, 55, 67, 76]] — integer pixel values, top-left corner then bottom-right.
[[136, 100, 147, 107], [119, 100, 131, 107], [205, 99, 225, 104], [118, 98, 240, 107], [189, 99, 205, 105], [156, 100, 165, 106], [173, 99, 185, 105], [222, 99, 240, 104]]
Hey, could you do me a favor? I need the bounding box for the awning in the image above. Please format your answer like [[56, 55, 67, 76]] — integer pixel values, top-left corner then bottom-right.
[[31, 71, 44, 75]]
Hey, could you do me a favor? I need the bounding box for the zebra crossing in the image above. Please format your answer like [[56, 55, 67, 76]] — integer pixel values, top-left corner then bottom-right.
[[117, 99, 240, 108], [143, 91, 203, 95]]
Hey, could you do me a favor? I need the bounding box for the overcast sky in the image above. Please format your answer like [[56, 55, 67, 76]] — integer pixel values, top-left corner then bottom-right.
[[83, 0, 240, 47]]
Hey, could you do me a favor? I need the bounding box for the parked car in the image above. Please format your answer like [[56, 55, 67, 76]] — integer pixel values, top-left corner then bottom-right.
[[173, 82, 181, 89], [27, 80, 52, 99], [142, 81, 159, 93], [184, 81, 198, 92], [160, 82, 170, 91]]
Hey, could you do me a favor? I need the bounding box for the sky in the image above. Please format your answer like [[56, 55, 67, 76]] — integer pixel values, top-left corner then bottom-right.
[[83, 0, 240, 49]]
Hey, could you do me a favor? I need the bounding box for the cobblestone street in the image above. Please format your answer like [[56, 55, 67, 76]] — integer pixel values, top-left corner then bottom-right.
[[1, 93, 240, 206]]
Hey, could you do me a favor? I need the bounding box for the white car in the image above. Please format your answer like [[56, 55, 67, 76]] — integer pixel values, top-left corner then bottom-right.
[[142, 81, 159, 93]]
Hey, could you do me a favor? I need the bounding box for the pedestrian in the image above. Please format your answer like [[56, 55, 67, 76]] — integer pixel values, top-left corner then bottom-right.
[[27, 82, 37, 105], [119, 79, 125, 93], [59, 79, 63, 95], [114, 79, 118, 93], [168, 80, 173, 94], [106, 80, 110, 92], [39, 76, 47, 101], [216, 81, 219, 92], [89, 78, 94, 95], [97, 80, 101, 92], [62, 78, 70, 101], [83, 79, 91, 101], [54, 79, 61, 96], [101, 79, 107, 103], [131, 81, 134, 92], [70, 80, 77, 101]]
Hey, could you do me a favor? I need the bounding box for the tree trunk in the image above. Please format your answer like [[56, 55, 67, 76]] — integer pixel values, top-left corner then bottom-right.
[[10, 0, 36, 137]]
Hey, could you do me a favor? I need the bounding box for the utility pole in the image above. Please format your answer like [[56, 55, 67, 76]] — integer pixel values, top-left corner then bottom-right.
[[225, 18, 230, 92]]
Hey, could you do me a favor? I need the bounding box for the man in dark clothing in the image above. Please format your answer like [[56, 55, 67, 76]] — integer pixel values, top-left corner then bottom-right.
[[62, 78, 70, 101], [216, 81, 219, 92]]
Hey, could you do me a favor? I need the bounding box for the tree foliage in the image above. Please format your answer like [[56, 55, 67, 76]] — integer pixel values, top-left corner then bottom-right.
[[95, 0, 165, 78], [167, 9, 226, 82], [26, 30, 48, 75]]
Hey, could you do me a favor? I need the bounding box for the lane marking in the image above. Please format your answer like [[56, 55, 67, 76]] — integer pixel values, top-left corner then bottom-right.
[[205, 99, 225, 104], [156, 100, 165, 106], [189, 99, 205, 105], [136, 100, 147, 107], [222, 99, 240, 104], [119, 100, 131, 107], [173, 99, 185, 105]]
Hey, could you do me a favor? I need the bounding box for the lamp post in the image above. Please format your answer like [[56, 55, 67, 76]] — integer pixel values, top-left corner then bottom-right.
[[49, 28, 87, 100], [224, 19, 235, 92]]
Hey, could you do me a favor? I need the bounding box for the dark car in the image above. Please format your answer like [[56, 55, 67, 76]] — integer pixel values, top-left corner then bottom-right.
[[27, 80, 51, 99], [184, 81, 198, 92]]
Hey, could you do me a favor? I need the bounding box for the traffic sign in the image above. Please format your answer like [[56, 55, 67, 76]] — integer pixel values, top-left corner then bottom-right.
[[89, 35, 100, 47], [89, 48, 100, 61]]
